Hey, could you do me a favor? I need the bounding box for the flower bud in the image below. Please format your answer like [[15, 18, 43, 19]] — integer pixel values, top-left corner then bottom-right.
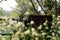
[[24, 29, 30, 34], [38, 25, 42, 29], [25, 12, 30, 16], [30, 20, 34, 24], [41, 32, 46, 36]]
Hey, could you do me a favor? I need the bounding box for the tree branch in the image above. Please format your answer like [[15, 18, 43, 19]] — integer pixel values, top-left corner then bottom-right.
[[30, 0, 39, 14], [36, 0, 47, 14]]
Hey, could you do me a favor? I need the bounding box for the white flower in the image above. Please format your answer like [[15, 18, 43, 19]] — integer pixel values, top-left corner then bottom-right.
[[27, 23, 29, 25], [3, 16, 7, 19], [52, 37, 56, 40], [35, 37, 39, 40], [43, 22, 47, 26], [18, 22, 23, 25], [2, 37, 6, 40], [24, 27, 27, 29], [57, 16, 60, 20], [25, 12, 30, 16], [22, 24, 25, 27], [15, 31, 20, 36], [5, 17, 8, 20], [57, 16, 60, 19], [58, 31, 60, 34], [45, 27, 48, 29], [9, 18, 13, 22], [30, 20, 34, 24], [38, 25, 42, 29], [47, 35, 52, 38], [45, 20, 48, 23], [31, 28, 38, 36], [7, 25, 11, 27], [23, 18, 26, 20], [2, 23, 6, 25], [52, 23, 55, 25], [52, 32, 55, 36], [15, 22, 24, 27], [32, 31, 37, 35], [9, 22, 13, 24], [41, 32, 46, 36], [1, 28, 5, 30], [8, 18, 13, 24], [52, 15, 55, 18], [57, 18, 60, 20], [57, 21, 60, 24], [24, 29, 30, 34], [31, 28, 35, 32], [51, 26, 54, 28]]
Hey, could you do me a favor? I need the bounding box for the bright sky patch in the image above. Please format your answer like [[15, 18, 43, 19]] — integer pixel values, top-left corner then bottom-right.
[[0, 0, 18, 11]]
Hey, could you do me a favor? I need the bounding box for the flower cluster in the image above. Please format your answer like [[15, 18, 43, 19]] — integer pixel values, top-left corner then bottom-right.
[[0, 15, 60, 40]]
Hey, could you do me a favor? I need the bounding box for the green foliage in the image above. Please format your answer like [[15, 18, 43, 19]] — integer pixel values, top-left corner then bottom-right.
[[44, 0, 53, 10], [0, 10, 3, 16], [0, 0, 60, 40]]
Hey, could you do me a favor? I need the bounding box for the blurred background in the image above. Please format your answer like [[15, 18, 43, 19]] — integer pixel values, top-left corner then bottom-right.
[[0, 0, 60, 40]]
